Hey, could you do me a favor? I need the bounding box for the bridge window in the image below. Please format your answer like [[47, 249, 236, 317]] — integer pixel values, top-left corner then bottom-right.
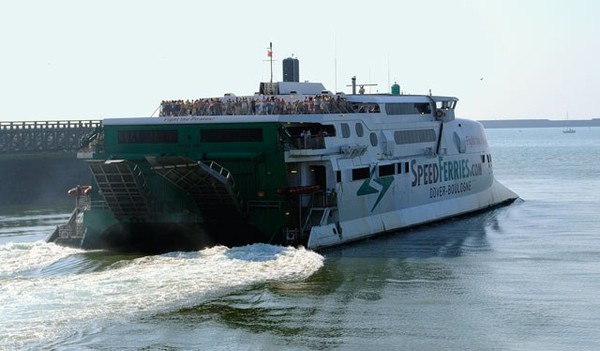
[[118, 130, 178, 144], [436, 100, 457, 110], [201, 128, 263, 142], [385, 103, 432, 115]]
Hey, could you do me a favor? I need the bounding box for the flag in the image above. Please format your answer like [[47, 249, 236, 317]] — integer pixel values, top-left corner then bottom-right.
[[267, 50, 273, 58]]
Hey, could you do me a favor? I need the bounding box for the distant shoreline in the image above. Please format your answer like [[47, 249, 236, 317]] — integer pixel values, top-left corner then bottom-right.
[[476, 118, 600, 128]]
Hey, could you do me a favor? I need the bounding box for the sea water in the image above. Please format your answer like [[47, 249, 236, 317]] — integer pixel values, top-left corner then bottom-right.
[[1, 127, 599, 351]]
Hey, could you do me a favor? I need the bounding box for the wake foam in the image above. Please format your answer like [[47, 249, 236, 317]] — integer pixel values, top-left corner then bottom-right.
[[0, 243, 324, 350]]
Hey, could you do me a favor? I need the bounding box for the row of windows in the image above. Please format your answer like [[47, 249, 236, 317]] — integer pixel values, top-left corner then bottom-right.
[[394, 129, 437, 144], [117, 128, 264, 144], [385, 102, 433, 115], [339, 123, 366, 138], [336, 162, 412, 182], [340, 123, 437, 146], [201, 128, 263, 142], [116, 126, 436, 146], [117, 130, 178, 144]]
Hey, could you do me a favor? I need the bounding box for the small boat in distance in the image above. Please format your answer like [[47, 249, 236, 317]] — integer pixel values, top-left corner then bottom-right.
[[563, 113, 575, 133]]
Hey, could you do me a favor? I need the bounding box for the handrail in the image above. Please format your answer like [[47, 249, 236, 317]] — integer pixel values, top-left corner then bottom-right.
[[0, 120, 101, 130], [202, 160, 244, 210]]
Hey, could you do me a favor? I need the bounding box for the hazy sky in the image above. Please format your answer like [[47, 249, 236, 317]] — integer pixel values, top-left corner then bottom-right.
[[1, 0, 598, 121]]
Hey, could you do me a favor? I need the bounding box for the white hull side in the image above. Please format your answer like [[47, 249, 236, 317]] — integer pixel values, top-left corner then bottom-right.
[[306, 178, 517, 250]]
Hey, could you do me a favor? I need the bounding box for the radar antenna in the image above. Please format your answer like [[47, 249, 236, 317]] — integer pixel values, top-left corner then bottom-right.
[[346, 76, 377, 95]]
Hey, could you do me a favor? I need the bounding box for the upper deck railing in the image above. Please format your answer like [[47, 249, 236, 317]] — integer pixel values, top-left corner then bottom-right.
[[0, 120, 101, 156], [158, 95, 379, 117], [0, 120, 101, 130]]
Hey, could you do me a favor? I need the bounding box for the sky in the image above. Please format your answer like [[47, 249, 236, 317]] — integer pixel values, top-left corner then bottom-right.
[[1, 0, 599, 121]]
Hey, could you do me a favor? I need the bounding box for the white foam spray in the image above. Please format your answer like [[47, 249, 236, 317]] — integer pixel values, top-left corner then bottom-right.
[[0, 242, 324, 350]]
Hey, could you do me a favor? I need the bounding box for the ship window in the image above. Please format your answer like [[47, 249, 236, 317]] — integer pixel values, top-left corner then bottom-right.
[[379, 164, 395, 177], [481, 155, 486, 163], [385, 103, 432, 115], [352, 167, 370, 181], [336, 170, 342, 183], [405, 162, 409, 173], [352, 103, 380, 113], [355, 123, 364, 137], [397, 163, 403, 174], [341, 123, 351, 138], [436, 100, 457, 110], [394, 129, 436, 144], [370, 132, 378, 146], [201, 128, 263, 142], [118, 130, 178, 144], [322, 124, 336, 136]]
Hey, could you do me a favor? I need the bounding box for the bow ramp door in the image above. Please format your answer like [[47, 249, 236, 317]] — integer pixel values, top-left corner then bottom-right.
[[146, 156, 244, 219], [87, 159, 150, 220]]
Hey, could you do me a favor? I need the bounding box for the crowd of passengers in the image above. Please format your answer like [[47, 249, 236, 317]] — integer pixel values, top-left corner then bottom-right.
[[159, 94, 379, 117]]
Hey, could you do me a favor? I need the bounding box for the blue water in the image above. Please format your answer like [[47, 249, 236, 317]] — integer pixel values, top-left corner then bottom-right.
[[1, 127, 599, 350]]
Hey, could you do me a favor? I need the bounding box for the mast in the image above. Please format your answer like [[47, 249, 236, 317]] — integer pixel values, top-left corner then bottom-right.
[[268, 42, 273, 84]]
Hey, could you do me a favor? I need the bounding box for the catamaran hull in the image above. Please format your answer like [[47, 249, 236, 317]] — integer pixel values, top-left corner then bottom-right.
[[306, 179, 517, 250], [72, 178, 515, 253]]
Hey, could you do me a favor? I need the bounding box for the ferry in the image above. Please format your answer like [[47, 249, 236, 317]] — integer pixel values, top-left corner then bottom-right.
[[48, 62, 518, 253]]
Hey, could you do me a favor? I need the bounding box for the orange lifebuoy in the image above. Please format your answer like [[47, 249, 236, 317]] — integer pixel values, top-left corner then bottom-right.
[[67, 185, 92, 196], [81, 186, 92, 195]]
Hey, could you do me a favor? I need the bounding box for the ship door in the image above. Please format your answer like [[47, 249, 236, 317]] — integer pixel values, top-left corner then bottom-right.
[[311, 165, 327, 191]]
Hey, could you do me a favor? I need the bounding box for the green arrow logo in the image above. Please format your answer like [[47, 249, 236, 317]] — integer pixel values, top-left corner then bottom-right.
[[356, 165, 394, 212]]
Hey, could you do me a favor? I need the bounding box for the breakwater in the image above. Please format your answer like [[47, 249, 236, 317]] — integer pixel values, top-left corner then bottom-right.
[[0, 120, 99, 207], [0, 156, 90, 207]]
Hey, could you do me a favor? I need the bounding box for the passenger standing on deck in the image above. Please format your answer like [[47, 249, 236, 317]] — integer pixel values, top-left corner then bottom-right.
[[304, 129, 311, 148], [300, 130, 307, 148]]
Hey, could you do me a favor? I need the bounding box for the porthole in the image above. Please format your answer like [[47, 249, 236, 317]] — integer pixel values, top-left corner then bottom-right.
[[355, 123, 364, 137], [341, 123, 350, 138], [370, 132, 378, 146]]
